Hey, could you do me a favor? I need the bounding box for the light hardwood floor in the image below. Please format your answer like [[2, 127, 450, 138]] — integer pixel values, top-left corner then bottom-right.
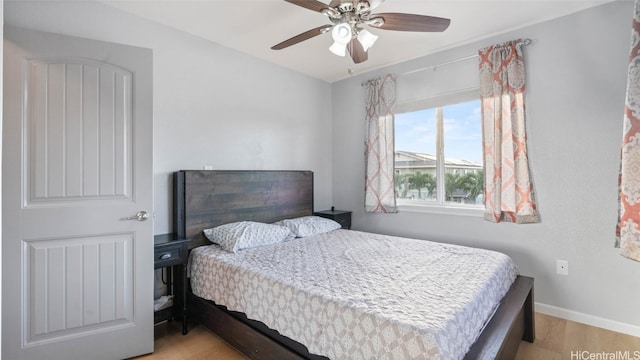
[[515, 313, 640, 360], [134, 313, 640, 360]]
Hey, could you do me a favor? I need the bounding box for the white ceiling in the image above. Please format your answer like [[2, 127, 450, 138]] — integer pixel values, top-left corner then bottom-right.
[[103, 0, 613, 83]]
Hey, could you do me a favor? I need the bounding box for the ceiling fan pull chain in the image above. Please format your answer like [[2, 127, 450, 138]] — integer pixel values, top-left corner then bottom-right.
[[346, 53, 354, 76]]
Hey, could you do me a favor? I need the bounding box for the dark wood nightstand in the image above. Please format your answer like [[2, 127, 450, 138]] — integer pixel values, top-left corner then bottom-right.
[[314, 209, 352, 229], [154, 234, 190, 335]]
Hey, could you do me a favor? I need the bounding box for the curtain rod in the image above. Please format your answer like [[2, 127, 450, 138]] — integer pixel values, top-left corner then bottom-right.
[[361, 38, 532, 85], [400, 39, 531, 77], [400, 54, 478, 76]]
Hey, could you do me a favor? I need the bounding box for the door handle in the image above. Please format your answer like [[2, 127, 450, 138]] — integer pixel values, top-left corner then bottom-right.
[[122, 211, 149, 221]]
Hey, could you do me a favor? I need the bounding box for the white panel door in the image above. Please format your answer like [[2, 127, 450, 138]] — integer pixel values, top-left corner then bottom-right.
[[3, 26, 153, 359]]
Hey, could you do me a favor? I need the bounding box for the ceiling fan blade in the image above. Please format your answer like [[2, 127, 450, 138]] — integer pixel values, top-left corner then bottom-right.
[[329, 0, 342, 7], [370, 13, 451, 32], [271, 24, 333, 50], [348, 38, 368, 64], [284, 0, 332, 13]]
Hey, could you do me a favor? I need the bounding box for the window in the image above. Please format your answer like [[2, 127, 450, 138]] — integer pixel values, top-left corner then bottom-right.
[[394, 89, 483, 213]]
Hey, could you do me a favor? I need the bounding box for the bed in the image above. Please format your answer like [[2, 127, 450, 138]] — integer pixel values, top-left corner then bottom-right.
[[174, 170, 535, 360]]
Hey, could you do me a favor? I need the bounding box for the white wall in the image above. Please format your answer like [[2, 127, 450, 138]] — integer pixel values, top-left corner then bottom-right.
[[4, 0, 334, 235], [332, 1, 640, 334]]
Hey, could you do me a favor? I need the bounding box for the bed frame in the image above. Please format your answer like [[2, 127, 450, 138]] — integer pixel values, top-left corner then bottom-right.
[[174, 170, 535, 360]]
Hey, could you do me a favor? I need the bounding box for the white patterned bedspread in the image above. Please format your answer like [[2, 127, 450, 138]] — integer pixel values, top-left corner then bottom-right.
[[189, 230, 518, 360]]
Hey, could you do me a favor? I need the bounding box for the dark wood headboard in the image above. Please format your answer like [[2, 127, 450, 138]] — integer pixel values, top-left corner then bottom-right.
[[174, 170, 314, 248]]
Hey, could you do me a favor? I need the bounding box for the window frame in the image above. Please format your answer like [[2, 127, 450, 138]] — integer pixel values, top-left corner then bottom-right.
[[394, 88, 484, 217]]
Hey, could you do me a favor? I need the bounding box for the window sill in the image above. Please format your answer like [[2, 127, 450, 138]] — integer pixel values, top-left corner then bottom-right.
[[397, 202, 484, 217]]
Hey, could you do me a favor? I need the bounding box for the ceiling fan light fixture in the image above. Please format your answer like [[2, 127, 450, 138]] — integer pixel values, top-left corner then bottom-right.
[[329, 23, 352, 57], [357, 29, 378, 51], [331, 23, 352, 44], [329, 41, 347, 56]]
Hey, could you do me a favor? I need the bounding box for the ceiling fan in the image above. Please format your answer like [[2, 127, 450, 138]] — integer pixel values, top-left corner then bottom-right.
[[271, 0, 451, 64]]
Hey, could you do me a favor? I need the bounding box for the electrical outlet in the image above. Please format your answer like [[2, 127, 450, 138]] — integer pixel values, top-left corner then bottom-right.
[[556, 260, 569, 276], [203, 165, 214, 170]]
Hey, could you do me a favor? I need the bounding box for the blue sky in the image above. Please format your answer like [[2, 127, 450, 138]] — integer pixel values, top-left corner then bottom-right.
[[395, 100, 483, 164]]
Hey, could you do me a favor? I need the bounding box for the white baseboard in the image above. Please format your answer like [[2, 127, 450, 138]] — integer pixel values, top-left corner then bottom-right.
[[536, 302, 640, 338]]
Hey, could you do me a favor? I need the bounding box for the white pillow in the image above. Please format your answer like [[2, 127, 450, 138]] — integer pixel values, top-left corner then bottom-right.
[[203, 221, 294, 253], [276, 216, 342, 238]]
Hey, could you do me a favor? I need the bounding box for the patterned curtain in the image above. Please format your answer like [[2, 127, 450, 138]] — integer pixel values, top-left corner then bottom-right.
[[616, 0, 640, 262], [479, 40, 540, 224], [364, 74, 397, 213]]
